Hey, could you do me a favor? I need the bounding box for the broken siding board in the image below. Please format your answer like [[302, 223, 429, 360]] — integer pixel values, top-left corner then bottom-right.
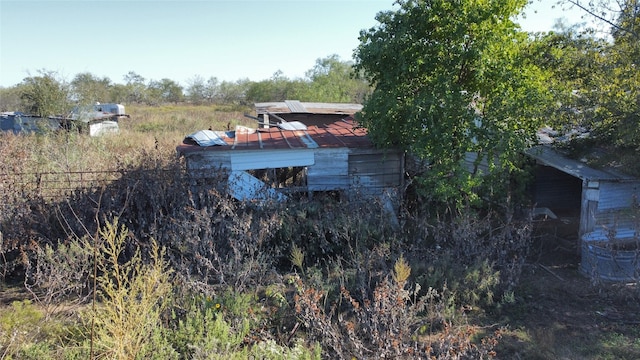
[[228, 171, 286, 202], [186, 152, 232, 171], [308, 149, 349, 191], [230, 149, 315, 171]]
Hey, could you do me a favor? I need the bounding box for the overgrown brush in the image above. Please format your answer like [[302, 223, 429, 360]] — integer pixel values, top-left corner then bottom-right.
[[404, 207, 533, 308], [0, 105, 545, 358], [293, 256, 502, 359]]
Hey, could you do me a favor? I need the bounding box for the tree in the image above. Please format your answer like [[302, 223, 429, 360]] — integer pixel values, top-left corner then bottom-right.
[[0, 86, 22, 112], [354, 0, 553, 207], [123, 71, 147, 104], [586, 0, 639, 150], [70, 72, 113, 105], [149, 78, 183, 104], [561, 0, 639, 40], [18, 70, 70, 117], [245, 71, 306, 103], [185, 75, 207, 105], [204, 76, 220, 103], [218, 79, 251, 105], [537, 1, 639, 172], [304, 55, 371, 103]]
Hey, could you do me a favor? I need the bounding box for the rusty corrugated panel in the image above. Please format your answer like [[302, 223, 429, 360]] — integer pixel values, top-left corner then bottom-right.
[[176, 118, 372, 155]]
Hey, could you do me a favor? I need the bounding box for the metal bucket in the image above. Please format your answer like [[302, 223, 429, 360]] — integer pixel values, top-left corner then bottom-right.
[[580, 228, 640, 282]]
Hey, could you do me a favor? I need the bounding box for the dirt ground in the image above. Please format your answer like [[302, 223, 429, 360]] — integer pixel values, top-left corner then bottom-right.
[[493, 220, 640, 359]]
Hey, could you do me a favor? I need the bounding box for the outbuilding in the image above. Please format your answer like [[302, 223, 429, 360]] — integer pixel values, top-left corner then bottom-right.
[[526, 145, 640, 281], [176, 104, 404, 206]]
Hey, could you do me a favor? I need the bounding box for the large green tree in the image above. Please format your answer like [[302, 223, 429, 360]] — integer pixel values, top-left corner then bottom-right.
[[354, 0, 553, 207], [18, 70, 70, 117], [70, 72, 113, 105], [533, 1, 639, 172], [147, 78, 184, 105], [589, 0, 639, 150], [303, 54, 371, 103]]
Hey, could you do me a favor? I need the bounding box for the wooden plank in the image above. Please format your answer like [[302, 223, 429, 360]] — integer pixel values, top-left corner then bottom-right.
[[308, 149, 349, 191]]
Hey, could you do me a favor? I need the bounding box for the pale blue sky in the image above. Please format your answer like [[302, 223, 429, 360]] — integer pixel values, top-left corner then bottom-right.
[[0, 0, 595, 88]]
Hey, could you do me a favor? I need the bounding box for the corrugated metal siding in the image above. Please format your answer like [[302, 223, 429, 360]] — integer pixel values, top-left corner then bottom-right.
[[597, 182, 640, 210], [592, 181, 640, 230], [230, 149, 315, 171], [349, 150, 404, 193], [186, 152, 232, 171], [307, 149, 349, 191]]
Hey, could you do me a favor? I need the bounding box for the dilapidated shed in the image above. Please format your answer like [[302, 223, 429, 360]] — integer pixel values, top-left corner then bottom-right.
[[176, 116, 404, 203], [526, 145, 640, 236]]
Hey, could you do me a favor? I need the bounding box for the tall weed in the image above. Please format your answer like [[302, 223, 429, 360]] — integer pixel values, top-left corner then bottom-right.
[[87, 219, 173, 360]]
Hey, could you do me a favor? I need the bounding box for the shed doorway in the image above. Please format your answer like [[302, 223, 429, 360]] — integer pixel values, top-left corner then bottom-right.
[[530, 165, 583, 258]]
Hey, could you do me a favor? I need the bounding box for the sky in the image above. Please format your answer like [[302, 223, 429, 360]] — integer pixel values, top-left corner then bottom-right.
[[0, 0, 599, 88]]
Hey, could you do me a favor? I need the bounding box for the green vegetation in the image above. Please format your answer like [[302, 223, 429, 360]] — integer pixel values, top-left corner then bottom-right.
[[0, 55, 369, 114], [355, 0, 552, 207], [0, 0, 638, 358]]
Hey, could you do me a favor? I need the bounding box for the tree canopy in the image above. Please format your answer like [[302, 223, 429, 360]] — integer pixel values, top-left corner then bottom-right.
[[0, 55, 368, 112], [354, 0, 554, 207], [530, 0, 639, 173]]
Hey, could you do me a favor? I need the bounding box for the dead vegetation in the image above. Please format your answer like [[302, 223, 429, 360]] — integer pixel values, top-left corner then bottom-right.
[[0, 105, 639, 359]]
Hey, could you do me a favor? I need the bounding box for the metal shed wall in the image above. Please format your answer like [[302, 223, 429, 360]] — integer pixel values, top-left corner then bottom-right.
[[592, 181, 640, 231], [307, 149, 349, 191], [348, 149, 405, 195]]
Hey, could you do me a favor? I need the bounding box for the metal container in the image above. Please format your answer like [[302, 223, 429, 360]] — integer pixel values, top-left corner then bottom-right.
[[581, 228, 640, 282]]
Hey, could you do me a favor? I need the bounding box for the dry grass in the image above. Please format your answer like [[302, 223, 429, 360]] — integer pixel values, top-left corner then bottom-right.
[[1, 104, 639, 359]]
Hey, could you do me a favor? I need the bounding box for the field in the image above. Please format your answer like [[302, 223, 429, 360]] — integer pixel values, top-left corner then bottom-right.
[[1, 104, 639, 359]]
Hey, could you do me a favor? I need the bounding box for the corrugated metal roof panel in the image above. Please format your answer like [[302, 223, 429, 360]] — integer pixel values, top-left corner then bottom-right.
[[255, 101, 362, 115], [284, 100, 308, 113], [177, 118, 371, 155], [526, 145, 635, 181]]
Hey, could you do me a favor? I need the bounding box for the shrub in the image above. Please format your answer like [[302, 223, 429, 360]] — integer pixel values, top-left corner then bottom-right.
[[86, 219, 173, 360], [293, 257, 501, 359]]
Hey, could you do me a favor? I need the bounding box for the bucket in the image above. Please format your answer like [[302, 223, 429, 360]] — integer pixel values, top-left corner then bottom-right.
[[580, 228, 640, 282]]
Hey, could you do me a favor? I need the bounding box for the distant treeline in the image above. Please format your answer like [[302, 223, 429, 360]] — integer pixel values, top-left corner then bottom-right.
[[0, 55, 371, 117]]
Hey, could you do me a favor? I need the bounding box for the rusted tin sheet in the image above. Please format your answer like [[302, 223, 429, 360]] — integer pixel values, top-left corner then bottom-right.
[[177, 118, 371, 155]]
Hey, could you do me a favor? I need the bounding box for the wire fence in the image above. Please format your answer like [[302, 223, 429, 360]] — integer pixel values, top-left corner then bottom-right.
[[0, 170, 125, 202]]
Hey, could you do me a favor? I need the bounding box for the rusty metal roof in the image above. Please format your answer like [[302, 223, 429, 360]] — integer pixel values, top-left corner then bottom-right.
[[177, 118, 371, 155], [255, 100, 363, 115]]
